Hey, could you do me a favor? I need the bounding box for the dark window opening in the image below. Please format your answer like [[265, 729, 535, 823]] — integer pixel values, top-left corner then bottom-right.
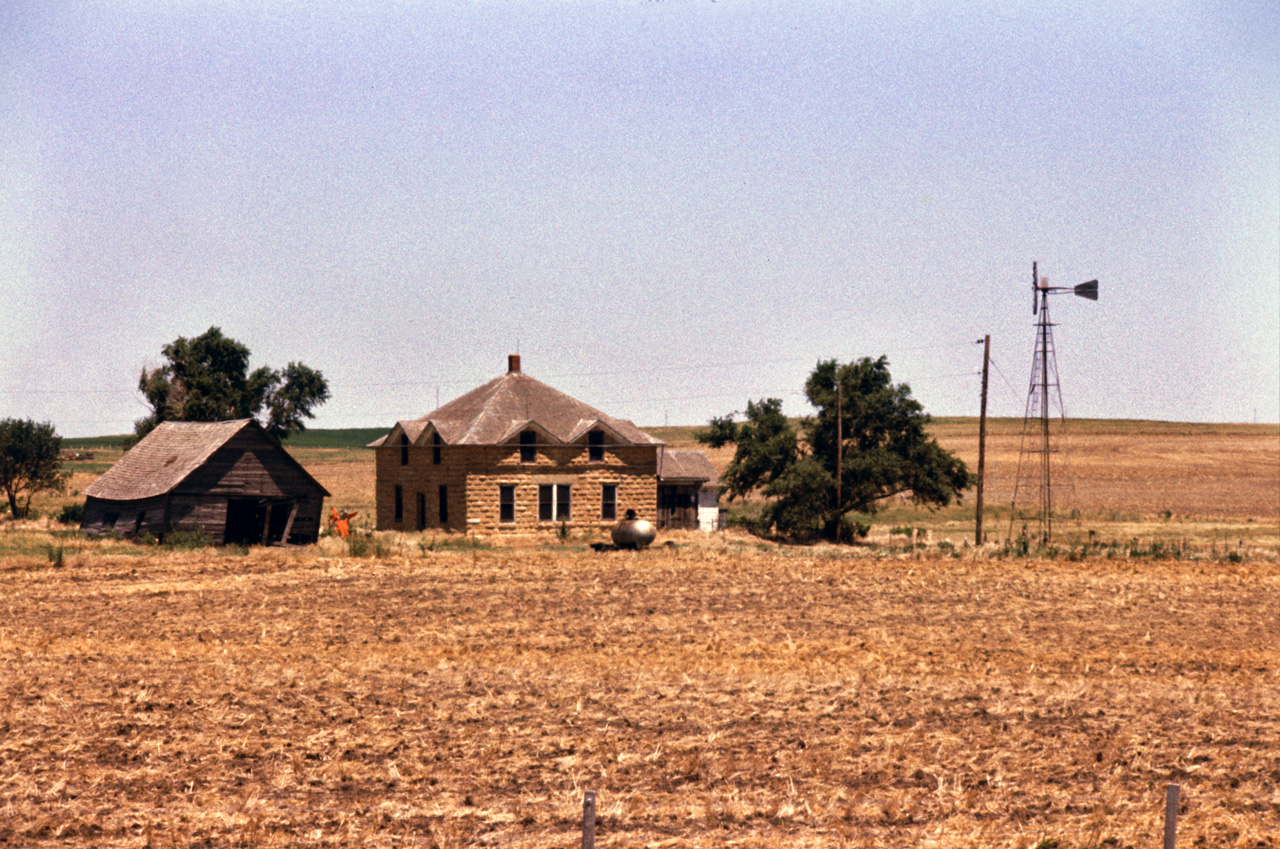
[[432, 432, 442, 465], [394, 484, 403, 523], [416, 492, 426, 531], [520, 430, 537, 463], [588, 430, 604, 462], [601, 484, 617, 521], [540, 484, 570, 522], [399, 433, 409, 466], [438, 485, 448, 525], [499, 485, 515, 523]]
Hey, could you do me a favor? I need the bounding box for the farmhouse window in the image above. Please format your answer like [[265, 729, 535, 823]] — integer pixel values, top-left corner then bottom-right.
[[538, 484, 571, 522], [601, 484, 617, 521], [499, 485, 515, 523], [438, 485, 448, 525], [588, 430, 604, 462], [520, 431, 537, 463], [432, 432, 442, 465], [416, 492, 426, 531], [394, 485, 404, 523], [399, 433, 409, 466]]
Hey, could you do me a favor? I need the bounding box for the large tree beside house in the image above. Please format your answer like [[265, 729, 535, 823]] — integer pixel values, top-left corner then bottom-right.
[[136, 327, 330, 442], [699, 356, 971, 539]]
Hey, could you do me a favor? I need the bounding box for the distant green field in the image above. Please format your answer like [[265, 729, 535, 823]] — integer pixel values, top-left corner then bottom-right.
[[281, 427, 387, 449], [64, 427, 389, 451], [63, 434, 133, 450]]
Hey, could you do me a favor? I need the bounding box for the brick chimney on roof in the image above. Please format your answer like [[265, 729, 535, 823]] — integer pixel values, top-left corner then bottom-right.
[[508, 354, 521, 374]]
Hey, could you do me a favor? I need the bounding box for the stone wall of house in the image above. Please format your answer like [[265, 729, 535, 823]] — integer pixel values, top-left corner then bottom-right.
[[375, 441, 659, 533]]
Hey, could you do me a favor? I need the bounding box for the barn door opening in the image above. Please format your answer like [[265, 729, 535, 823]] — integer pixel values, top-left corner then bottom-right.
[[226, 499, 297, 545], [267, 501, 295, 543], [225, 499, 262, 545]]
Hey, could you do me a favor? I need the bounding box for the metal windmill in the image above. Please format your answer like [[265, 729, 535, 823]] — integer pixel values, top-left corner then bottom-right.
[[1009, 262, 1098, 543]]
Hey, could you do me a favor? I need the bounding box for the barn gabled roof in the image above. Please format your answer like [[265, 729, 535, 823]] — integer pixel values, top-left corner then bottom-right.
[[372, 358, 663, 449], [84, 419, 329, 501]]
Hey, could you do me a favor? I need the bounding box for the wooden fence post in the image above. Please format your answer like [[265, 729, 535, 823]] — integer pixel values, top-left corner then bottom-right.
[[582, 790, 597, 849], [1163, 783, 1180, 849]]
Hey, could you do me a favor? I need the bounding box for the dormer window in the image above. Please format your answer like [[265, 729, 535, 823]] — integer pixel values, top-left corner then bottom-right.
[[588, 430, 604, 462], [432, 432, 442, 465], [399, 433, 409, 466], [520, 430, 537, 463]]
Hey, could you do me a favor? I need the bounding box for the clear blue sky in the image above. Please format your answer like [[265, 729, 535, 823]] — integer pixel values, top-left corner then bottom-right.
[[3, 1, 1277, 437]]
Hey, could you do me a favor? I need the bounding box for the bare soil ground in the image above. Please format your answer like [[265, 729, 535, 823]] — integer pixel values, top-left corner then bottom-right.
[[2, 537, 1277, 848], [2, 420, 1276, 847]]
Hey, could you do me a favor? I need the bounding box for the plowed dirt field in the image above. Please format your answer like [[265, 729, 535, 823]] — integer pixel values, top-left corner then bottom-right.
[[2, 537, 1277, 847]]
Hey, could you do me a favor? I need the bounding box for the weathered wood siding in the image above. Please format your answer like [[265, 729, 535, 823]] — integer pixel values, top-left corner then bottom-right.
[[81, 494, 169, 538], [657, 483, 701, 530]]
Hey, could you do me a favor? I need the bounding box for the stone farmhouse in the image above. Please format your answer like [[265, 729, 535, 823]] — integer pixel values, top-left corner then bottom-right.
[[370, 356, 720, 534]]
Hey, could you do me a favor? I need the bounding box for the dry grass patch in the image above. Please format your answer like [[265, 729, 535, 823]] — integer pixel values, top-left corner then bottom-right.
[[1, 534, 1277, 847]]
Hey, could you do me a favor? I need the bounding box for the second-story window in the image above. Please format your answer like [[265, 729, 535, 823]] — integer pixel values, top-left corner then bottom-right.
[[588, 430, 604, 462], [432, 432, 442, 465], [399, 433, 409, 466], [520, 430, 537, 463]]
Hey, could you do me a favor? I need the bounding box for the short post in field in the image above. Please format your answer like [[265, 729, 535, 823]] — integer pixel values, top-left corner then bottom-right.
[[1164, 783, 1180, 849], [582, 790, 597, 849]]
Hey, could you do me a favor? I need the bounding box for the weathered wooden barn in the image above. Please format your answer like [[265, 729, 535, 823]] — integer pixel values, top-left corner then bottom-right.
[[370, 355, 720, 534], [81, 419, 329, 544]]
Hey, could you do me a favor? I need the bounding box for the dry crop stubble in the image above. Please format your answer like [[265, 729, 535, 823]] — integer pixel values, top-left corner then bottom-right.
[[2, 538, 1278, 848]]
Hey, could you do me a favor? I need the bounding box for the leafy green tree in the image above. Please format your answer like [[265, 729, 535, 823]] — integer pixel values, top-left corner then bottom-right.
[[136, 327, 330, 441], [698, 356, 971, 539], [0, 419, 70, 519], [258, 361, 330, 439], [698, 398, 798, 500]]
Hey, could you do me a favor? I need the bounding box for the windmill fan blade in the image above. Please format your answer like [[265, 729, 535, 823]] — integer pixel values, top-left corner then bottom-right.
[[1074, 280, 1099, 301]]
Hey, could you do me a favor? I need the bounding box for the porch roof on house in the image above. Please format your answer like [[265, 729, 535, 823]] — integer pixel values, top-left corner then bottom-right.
[[84, 419, 329, 501], [370, 359, 663, 449], [657, 449, 720, 485]]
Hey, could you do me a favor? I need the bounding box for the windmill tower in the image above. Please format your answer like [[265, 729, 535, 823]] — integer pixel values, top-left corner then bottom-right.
[[1009, 262, 1098, 543]]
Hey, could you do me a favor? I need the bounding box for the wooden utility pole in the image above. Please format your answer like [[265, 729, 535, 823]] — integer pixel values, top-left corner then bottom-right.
[[976, 335, 990, 545], [835, 380, 843, 542]]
